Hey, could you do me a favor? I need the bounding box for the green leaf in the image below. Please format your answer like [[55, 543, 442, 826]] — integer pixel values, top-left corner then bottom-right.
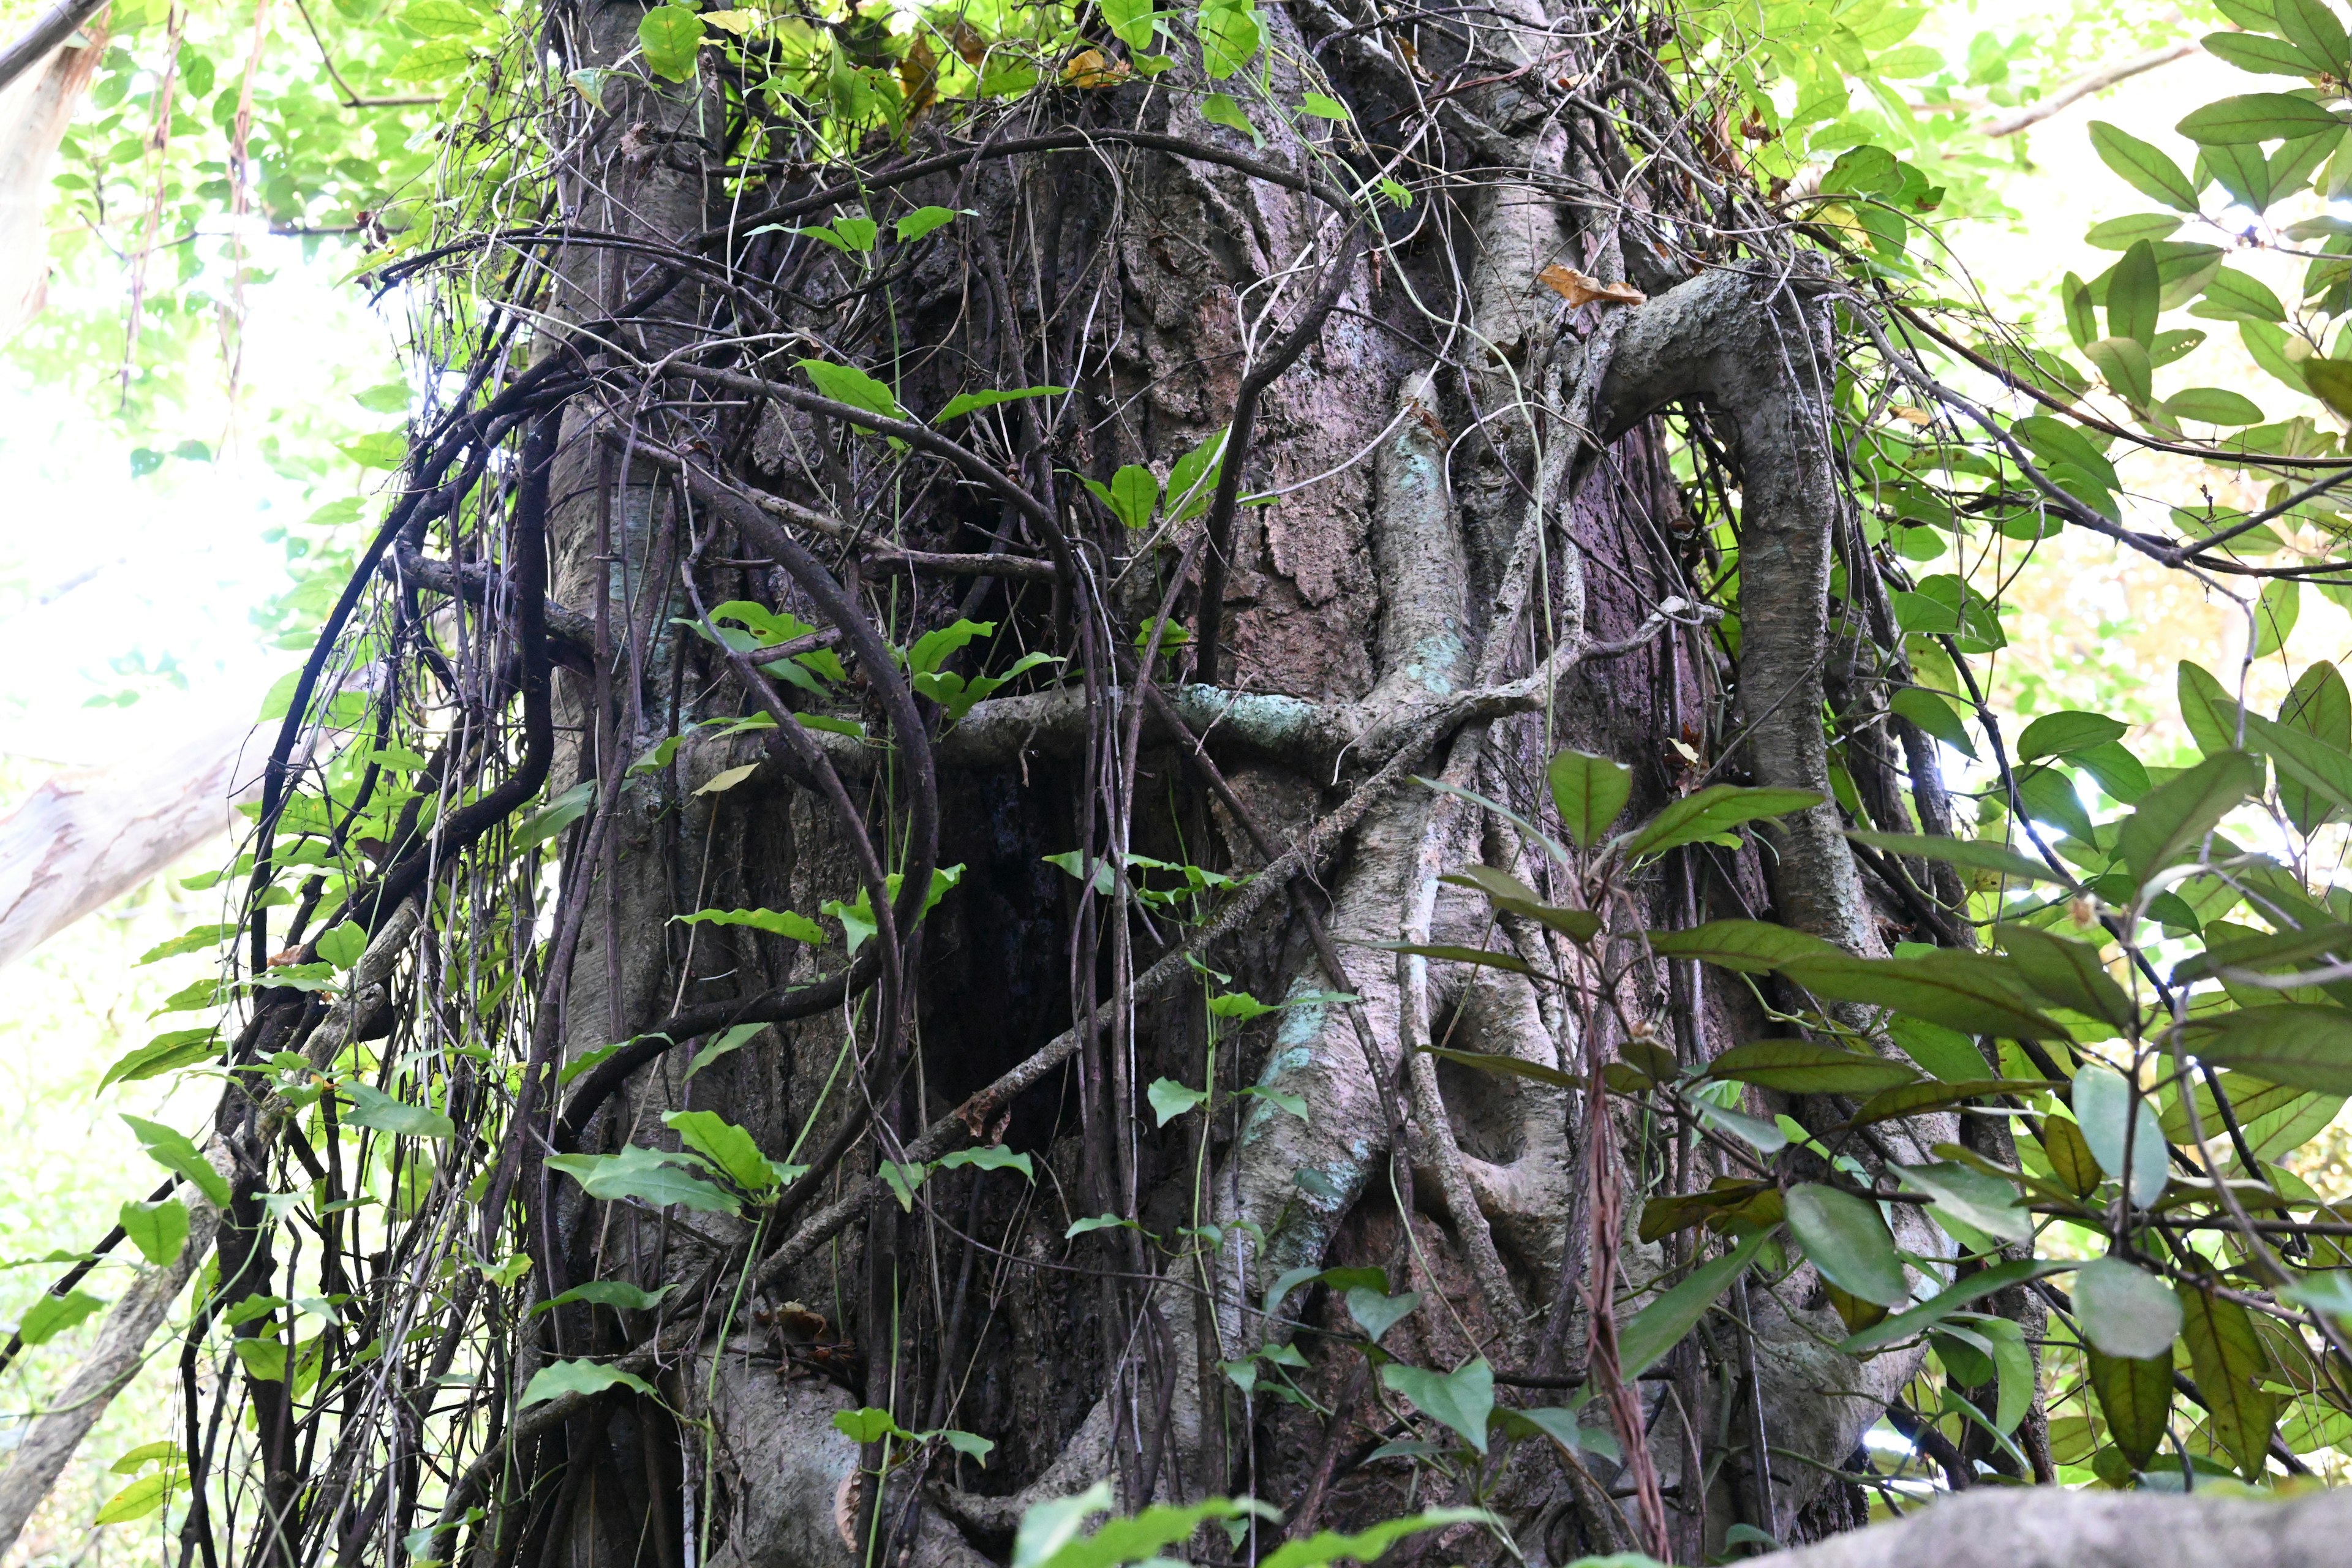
[[520, 1359, 658, 1407], [2274, 0, 2351, 75], [1839, 1257, 2074, 1352], [340, 1082, 454, 1141], [1850, 1077, 2059, 1128], [1896, 1161, 2032, 1244], [1420, 1045, 1578, 1092], [1199, 91, 1256, 138], [879, 1160, 928, 1210], [1300, 91, 1350, 121], [1893, 687, 1978, 759], [1344, 1286, 1420, 1343], [2074, 1256, 2183, 1359], [546, 1146, 740, 1214], [2089, 121, 2201, 210], [2180, 1004, 2352, 1093], [1779, 951, 2065, 1039], [662, 1110, 780, 1192], [18, 1290, 104, 1346], [2086, 336, 2154, 407], [1367, 941, 1536, 976], [1100, 0, 1154, 49], [2177, 1284, 2280, 1479], [674, 907, 827, 945], [540, 1280, 674, 1314], [123, 1116, 228, 1208], [315, 921, 368, 970], [2084, 213, 2184, 250], [2276, 660, 2351, 832], [2087, 1348, 2174, 1469], [637, 4, 704, 82], [1786, 1185, 1908, 1306], [832, 1406, 899, 1444], [2180, 660, 2245, 756], [1646, 919, 1838, 973], [2116, 750, 2262, 883], [2016, 710, 2128, 760], [2041, 1113, 2105, 1197], [137, 924, 236, 965], [1379, 1359, 1494, 1454], [1621, 785, 1822, 859], [1084, 465, 1158, 530], [2193, 268, 2288, 323], [685, 1022, 767, 1079], [2167, 386, 2266, 426], [94, 1469, 184, 1525], [514, 779, 595, 851], [906, 619, 993, 676], [119, 1199, 189, 1267], [1147, 1077, 1209, 1125], [2177, 92, 2343, 143], [2204, 29, 2329, 77], [1617, 1231, 1770, 1377], [938, 1145, 1036, 1181], [895, 205, 963, 243], [1998, 925, 2135, 1031], [2106, 241, 2161, 348], [796, 358, 907, 427], [2253, 578, 2301, 658], [938, 385, 1066, 422], [1703, 1040, 1918, 1096], [1846, 829, 2070, 887], [1257, 1510, 1494, 1568], [231, 1337, 286, 1382], [100, 1028, 221, 1090], [2072, 1064, 2170, 1206], [1197, 0, 1261, 78], [1547, 750, 1632, 848]]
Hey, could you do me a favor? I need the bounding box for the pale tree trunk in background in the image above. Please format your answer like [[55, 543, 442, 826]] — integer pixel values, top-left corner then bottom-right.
[[0, 9, 105, 338]]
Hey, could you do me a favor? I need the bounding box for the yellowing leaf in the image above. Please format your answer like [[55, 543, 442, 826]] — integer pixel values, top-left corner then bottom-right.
[[699, 9, 762, 35], [696, 764, 758, 796], [1060, 48, 1129, 88]]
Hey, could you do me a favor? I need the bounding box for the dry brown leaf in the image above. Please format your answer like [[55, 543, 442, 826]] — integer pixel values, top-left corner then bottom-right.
[[1887, 404, 1934, 426], [1060, 47, 1130, 88], [949, 21, 988, 65], [1537, 264, 1645, 308]]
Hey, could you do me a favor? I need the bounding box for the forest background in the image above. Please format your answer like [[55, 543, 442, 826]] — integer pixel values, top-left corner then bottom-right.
[[0, 0, 2341, 1560]]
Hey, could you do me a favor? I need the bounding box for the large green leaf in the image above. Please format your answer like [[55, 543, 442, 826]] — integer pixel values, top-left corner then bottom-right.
[[2177, 1284, 2280, 1480], [1846, 829, 2070, 886], [674, 906, 827, 945], [1196, 0, 1262, 78], [1547, 749, 1632, 848], [2087, 1349, 2174, 1469], [2016, 710, 2128, 760], [1778, 951, 2065, 1039], [2178, 660, 2245, 755], [1620, 786, 1821, 859], [1421, 1046, 1578, 1092], [2180, 1003, 2352, 1093], [547, 1145, 741, 1214], [2177, 92, 2345, 144], [1785, 1185, 1907, 1306], [1646, 919, 1838, 973], [1258, 1510, 1495, 1568], [1997, 925, 2135, 1031], [520, 1359, 658, 1408], [2072, 1064, 2171, 1206], [2242, 707, 2352, 821], [1703, 1040, 1918, 1096], [636, 4, 704, 82], [1617, 1231, 1769, 1377], [1896, 1161, 2032, 1244], [2088, 121, 2201, 210], [123, 1116, 230, 1208], [1840, 1257, 2073, 1352], [2107, 241, 2161, 348], [119, 1199, 189, 1267], [341, 1082, 456, 1141], [2203, 29, 2331, 76], [2276, 660, 2352, 833], [1379, 1359, 1494, 1454], [2275, 0, 2352, 75], [662, 1110, 781, 1192], [2116, 750, 2263, 883], [796, 358, 907, 426], [2074, 1256, 2183, 1359], [1850, 1077, 2060, 1128]]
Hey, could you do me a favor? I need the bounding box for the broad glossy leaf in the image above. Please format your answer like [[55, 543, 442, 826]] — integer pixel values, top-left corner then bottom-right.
[[18, 1290, 104, 1346], [1646, 919, 1837, 973], [2204, 29, 2331, 77], [2116, 750, 2262, 883], [1621, 785, 1822, 859], [1099, 0, 1154, 48], [1997, 925, 2135, 1031], [2177, 92, 2345, 144], [1703, 1039, 1918, 1096], [1839, 1257, 2073, 1352], [1847, 829, 2070, 886], [2177, 1284, 2280, 1479], [520, 1359, 658, 1407], [2075, 1256, 2183, 1359], [662, 1110, 780, 1192], [1849, 1077, 2057, 1128], [2107, 241, 2161, 347], [2253, 579, 2301, 658], [2016, 710, 2128, 760], [2166, 386, 2265, 426], [1547, 749, 1632, 848], [2089, 121, 2201, 210], [2073, 1065, 2170, 1206], [2180, 1003, 2352, 1093], [1257, 1510, 1494, 1568], [1617, 1231, 1769, 1376], [100, 1028, 221, 1090], [1891, 687, 1978, 758], [1786, 1185, 1907, 1306], [636, 4, 705, 82], [547, 1146, 739, 1215], [1345, 1287, 1420, 1343], [938, 385, 1066, 421], [123, 1116, 229, 1208], [2041, 1114, 2103, 1197], [1421, 1045, 1577, 1091], [1197, 0, 1261, 78], [1084, 465, 1158, 530], [674, 906, 826, 945], [1379, 1359, 1494, 1454], [119, 1199, 189, 1267], [1896, 1161, 2032, 1243], [2277, 661, 2352, 832], [540, 1280, 674, 1314], [2193, 268, 2288, 323], [2087, 1349, 2174, 1469], [797, 358, 907, 426], [341, 1082, 455, 1141], [1779, 951, 2065, 1039], [2275, 0, 2352, 74]]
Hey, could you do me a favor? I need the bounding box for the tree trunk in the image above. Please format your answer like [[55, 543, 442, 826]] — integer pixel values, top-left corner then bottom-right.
[[0, 3, 2024, 1566]]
